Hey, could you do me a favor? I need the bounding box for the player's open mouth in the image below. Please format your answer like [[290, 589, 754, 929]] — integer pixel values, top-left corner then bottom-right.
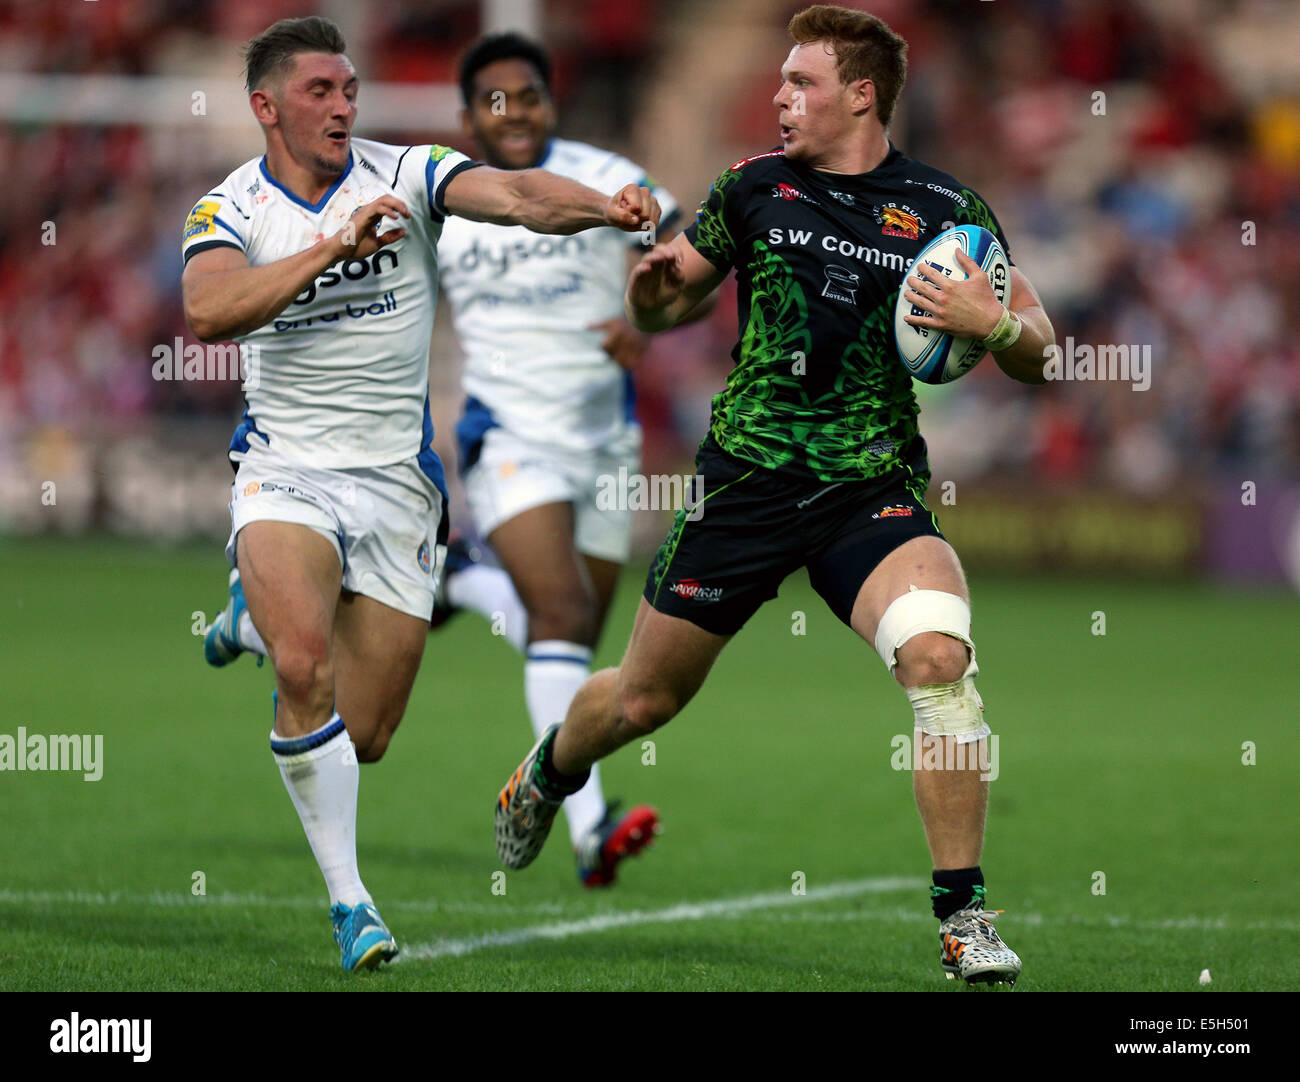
[[326, 130, 347, 143], [780, 125, 794, 139], [499, 131, 534, 149]]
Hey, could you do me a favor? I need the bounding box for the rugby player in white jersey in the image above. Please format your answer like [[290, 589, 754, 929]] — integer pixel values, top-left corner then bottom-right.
[[185, 16, 659, 971], [430, 33, 706, 887]]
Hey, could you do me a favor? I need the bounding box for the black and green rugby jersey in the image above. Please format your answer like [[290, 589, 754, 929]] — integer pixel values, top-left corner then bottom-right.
[[684, 143, 1013, 483]]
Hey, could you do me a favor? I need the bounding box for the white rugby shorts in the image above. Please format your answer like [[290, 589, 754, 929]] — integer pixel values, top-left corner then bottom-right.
[[226, 438, 448, 620], [462, 426, 641, 564]]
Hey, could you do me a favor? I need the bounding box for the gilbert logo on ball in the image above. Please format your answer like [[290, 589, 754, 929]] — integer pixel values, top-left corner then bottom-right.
[[893, 224, 1009, 385]]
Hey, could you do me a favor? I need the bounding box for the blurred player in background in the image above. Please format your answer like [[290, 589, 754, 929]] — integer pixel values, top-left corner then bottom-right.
[[431, 32, 710, 887], [496, 4, 1056, 985], [187, 16, 659, 971]]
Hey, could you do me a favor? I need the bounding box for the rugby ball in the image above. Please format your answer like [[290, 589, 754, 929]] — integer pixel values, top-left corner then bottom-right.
[[893, 224, 1009, 384]]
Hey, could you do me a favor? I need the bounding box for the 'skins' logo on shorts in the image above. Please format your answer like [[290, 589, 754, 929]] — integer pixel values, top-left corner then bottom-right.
[[873, 203, 926, 240], [872, 505, 914, 519], [670, 578, 723, 602], [417, 540, 432, 574], [238, 480, 318, 502]]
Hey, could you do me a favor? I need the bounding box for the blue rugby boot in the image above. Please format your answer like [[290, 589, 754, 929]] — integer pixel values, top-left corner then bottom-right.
[[330, 901, 399, 972]]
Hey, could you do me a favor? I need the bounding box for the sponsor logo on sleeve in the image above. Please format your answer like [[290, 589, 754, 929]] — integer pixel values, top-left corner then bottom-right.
[[184, 200, 219, 241], [872, 505, 915, 519]]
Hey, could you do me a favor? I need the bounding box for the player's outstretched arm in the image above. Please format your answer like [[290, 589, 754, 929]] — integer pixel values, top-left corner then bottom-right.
[[182, 196, 409, 342], [625, 233, 726, 334], [442, 167, 659, 237]]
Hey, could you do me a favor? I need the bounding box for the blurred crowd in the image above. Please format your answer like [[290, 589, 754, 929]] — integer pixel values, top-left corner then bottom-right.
[[1, 0, 1296, 537]]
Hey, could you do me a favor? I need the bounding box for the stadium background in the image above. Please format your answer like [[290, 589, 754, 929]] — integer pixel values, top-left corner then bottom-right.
[[2, 0, 1297, 580], [0, 0, 1297, 995]]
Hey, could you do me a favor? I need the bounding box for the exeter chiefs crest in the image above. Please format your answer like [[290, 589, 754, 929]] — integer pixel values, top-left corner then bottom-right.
[[874, 202, 926, 240]]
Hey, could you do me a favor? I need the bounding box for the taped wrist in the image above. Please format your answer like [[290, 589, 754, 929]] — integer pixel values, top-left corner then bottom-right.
[[981, 306, 1022, 352]]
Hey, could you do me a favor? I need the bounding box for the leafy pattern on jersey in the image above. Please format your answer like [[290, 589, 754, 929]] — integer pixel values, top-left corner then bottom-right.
[[710, 239, 813, 472], [956, 189, 999, 238], [712, 246, 921, 482], [691, 166, 743, 266], [831, 288, 923, 480]]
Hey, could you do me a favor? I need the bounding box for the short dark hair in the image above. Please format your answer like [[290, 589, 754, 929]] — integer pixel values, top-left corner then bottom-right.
[[788, 4, 908, 127], [458, 32, 552, 108], [244, 16, 347, 94]]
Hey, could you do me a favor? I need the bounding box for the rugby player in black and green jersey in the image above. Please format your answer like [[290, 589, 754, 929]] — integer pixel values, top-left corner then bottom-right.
[[495, 4, 1056, 985]]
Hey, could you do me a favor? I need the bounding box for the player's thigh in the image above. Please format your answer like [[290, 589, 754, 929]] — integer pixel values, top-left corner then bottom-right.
[[570, 440, 634, 637], [331, 591, 428, 759], [488, 502, 596, 620], [616, 599, 731, 729], [581, 554, 622, 642], [849, 535, 969, 643], [236, 520, 342, 665], [848, 536, 972, 682]]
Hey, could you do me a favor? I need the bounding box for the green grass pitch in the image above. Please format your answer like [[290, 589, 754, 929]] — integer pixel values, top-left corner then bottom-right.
[[0, 536, 1295, 991]]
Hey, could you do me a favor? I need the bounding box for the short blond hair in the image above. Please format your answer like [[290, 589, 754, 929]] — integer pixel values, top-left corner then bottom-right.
[[787, 5, 908, 126]]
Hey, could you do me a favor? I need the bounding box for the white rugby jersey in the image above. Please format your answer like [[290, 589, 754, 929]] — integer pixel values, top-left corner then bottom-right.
[[437, 138, 679, 460], [182, 138, 479, 470]]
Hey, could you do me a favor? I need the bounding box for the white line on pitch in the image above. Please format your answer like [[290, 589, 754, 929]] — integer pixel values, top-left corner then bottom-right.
[[0, 888, 567, 917], [396, 876, 926, 962], [7, 883, 1288, 939]]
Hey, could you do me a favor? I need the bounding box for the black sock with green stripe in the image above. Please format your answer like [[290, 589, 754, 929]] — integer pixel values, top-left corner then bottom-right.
[[931, 867, 985, 920], [534, 727, 590, 800]]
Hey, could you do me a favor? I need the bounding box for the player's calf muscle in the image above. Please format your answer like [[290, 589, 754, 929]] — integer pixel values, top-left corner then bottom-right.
[[616, 676, 680, 739]]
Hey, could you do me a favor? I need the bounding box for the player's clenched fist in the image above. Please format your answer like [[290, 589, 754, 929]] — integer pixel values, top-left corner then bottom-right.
[[604, 183, 661, 233], [335, 195, 410, 260], [626, 243, 686, 309]]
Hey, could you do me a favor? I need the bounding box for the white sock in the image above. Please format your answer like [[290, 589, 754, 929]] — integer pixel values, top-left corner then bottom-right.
[[446, 564, 528, 653], [270, 713, 371, 908], [237, 610, 268, 657], [524, 640, 604, 844]]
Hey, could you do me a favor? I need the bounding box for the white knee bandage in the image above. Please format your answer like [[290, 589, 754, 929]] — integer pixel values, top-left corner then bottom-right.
[[874, 586, 990, 744]]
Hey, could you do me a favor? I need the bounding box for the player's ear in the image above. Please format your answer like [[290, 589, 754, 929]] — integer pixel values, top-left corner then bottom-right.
[[249, 88, 277, 128], [850, 77, 875, 117]]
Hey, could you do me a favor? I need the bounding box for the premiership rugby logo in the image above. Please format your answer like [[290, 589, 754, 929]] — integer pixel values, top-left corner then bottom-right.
[[872, 505, 914, 519], [183, 200, 219, 240], [874, 202, 926, 240]]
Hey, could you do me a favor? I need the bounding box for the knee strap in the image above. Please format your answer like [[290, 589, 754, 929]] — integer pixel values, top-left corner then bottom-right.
[[875, 586, 989, 744]]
